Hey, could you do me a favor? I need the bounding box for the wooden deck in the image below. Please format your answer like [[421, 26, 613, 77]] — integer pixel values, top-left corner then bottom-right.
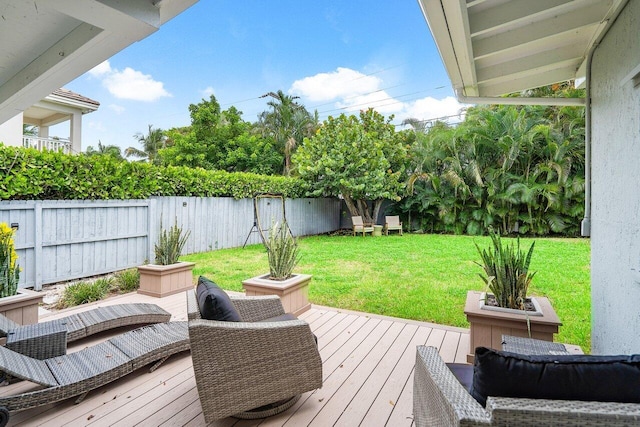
[[5, 291, 470, 427]]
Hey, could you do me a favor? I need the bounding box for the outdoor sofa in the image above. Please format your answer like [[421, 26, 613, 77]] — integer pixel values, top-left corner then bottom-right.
[[413, 345, 640, 426]]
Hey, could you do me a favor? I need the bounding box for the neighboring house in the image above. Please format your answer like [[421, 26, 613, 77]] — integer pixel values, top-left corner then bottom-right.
[[0, 0, 198, 140], [419, 0, 638, 354], [0, 88, 99, 154]]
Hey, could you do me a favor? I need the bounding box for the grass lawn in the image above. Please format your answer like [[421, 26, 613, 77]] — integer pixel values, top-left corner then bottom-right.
[[183, 233, 591, 352]]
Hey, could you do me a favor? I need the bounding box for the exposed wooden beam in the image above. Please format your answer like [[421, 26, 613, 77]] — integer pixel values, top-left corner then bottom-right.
[[478, 67, 578, 97]]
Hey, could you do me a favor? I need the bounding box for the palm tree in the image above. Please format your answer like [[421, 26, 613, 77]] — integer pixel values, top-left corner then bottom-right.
[[85, 141, 123, 160], [257, 90, 316, 175], [125, 125, 166, 164]]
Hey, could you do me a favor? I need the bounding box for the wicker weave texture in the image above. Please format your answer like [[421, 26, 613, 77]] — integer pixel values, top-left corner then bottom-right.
[[414, 345, 640, 427], [187, 289, 323, 423], [0, 321, 189, 416], [2, 303, 171, 361]]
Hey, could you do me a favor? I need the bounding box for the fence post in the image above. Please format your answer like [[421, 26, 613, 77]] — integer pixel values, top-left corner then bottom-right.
[[34, 202, 43, 291], [147, 198, 157, 264]]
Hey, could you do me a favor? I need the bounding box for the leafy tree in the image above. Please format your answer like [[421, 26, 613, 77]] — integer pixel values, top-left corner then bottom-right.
[[294, 109, 407, 223], [125, 125, 166, 164], [85, 141, 123, 160], [160, 96, 283, 174], [257, 90, 317, 175]]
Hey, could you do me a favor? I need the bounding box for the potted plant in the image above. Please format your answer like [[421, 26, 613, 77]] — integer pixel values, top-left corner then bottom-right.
[[242, 220, 312, 315], [0, 222, 43, 324], [464, 231, 561, 362], [138, 218, 195, 298]]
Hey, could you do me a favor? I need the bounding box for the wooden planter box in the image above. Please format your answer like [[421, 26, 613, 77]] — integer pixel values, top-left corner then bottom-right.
[[242, 273, 312, 316], [137, 261, 195, 298], [0, 288, 43, 326], [464, 290, 561, 363]]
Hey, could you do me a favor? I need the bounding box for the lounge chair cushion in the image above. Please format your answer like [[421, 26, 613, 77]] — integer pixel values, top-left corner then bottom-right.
[[470, 346, 640, 407], [196, 276, 242, 322]]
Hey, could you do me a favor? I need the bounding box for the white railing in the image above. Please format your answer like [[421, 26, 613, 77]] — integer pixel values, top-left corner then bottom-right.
[[22, 135, 72, 154]]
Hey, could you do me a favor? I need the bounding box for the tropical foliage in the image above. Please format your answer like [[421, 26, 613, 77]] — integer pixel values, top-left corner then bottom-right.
[[125, 125, 167, 164], [256, 90, 317, 175], [399, 87, 585, 236], [85, 141, 123, 160], [294, 109, 409, 223]]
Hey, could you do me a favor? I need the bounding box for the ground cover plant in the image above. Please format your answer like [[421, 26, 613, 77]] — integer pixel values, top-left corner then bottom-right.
[[184, 233, 591, 351]]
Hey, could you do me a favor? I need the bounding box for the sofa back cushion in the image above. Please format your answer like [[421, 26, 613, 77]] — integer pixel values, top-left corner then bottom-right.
[[470, 346, 640, 406], [196, 276, 242, 322]]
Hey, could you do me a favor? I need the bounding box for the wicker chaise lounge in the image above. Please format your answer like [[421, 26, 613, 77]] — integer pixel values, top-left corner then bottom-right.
[[187, 288, 322, 423], [0, 321, 189, 426], [0, 303, 171, 359], [413, 346, 640, 426]]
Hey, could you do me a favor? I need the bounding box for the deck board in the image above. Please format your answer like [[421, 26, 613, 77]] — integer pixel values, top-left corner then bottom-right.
[[7, 291, 469, 427]]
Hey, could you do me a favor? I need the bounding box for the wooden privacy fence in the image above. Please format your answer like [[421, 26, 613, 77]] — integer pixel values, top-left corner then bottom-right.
[[0, 197, 341, 290]]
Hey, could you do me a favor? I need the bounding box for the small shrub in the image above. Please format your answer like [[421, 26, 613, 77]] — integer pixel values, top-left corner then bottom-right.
[[57, 278, 112, 308], [114, 269, 140, 293], [0, 222, 20, 297]]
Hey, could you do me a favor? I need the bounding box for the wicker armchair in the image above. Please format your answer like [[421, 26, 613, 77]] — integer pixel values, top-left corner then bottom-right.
[[413, 346, 640, 427], [186, 290, 322, 422]]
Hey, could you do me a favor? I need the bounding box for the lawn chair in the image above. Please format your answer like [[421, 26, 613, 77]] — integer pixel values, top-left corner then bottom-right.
[[352, 216, 374, 236], [0, 321, 190, 426], [1, 303, 171, 360], [187, 288, 322, 422], [384, 216, 403, 235]]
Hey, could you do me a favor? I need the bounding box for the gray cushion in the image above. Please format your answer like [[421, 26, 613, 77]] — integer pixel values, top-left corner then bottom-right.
[[196, 276, 241, 322], [470, 346, 640, 407]]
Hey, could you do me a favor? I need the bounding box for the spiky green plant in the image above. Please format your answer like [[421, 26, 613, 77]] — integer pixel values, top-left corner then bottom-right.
[[475, 231, 536, 310], [266, 220, 300, 280], [154, 218, 191, 265]]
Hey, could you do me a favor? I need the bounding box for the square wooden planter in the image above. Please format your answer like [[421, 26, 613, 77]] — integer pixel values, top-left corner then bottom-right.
[[137, 261, 195, 298], [464, 290, 562, 363], [242, 273, 312, 316], [0, 288, 43, 326]]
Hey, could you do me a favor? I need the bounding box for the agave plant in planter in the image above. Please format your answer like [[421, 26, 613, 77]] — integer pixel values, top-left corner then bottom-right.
[[138, 218, 195, 298], [464, 231, 561, 363], [242, 220, 311, 315]]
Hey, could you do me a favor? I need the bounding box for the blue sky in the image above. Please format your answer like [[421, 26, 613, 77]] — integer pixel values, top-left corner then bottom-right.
[[56, 1, 465, 152]]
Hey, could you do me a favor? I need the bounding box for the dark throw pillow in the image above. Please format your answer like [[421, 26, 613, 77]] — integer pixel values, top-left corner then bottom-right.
[[469, 346, 640, 407], [196, 276, 242, 321]]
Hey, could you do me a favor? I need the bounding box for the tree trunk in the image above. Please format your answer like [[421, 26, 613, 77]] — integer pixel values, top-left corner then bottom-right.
[[372, 199, 383, 225]]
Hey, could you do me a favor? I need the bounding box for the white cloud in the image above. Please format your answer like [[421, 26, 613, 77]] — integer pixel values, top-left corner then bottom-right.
[[108, 104, 125, 114], [290, 67, 381, 102], [202, 86, 215, 97], [401, 96, 467, 123], [87, 60, 171, 102], [88, 61, 112, 77], [290, 66, 466, 125]]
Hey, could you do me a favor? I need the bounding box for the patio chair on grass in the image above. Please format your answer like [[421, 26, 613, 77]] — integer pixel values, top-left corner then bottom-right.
[[352, 216, 374, 236], [187, 279, 322, 422], [384, 215, 403, 235], [0, 303, 172, 360], [0, 321, 190, 426]]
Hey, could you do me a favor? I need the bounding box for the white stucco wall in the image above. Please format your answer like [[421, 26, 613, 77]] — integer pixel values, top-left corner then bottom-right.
[[590, 0, 640, 354], [0, 113, 23, 147]]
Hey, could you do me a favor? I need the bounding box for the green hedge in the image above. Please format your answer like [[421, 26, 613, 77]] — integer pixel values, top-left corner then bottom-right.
[[0, 146, 309, 200]]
